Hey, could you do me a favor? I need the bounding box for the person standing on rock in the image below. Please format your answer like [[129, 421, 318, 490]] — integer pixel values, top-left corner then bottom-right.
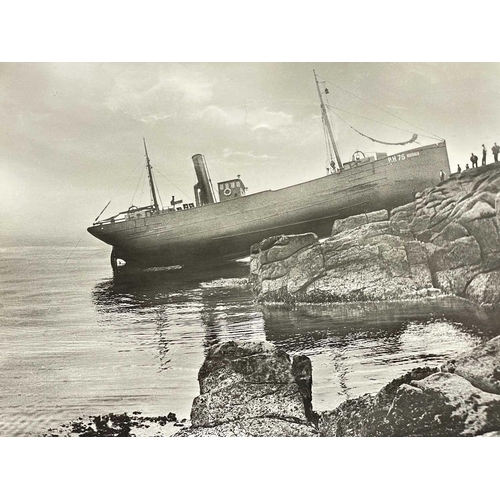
[[440, 170, 445, 181], [465, 163, 470, 170], [472, 153, 479, 168], [457, 164, 462, 174], [482, 144, 487, 165], [493, 143, 500, 162]]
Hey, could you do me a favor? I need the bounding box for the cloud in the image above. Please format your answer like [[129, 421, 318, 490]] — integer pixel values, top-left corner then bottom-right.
[[104, 65, 214, 120], [199, 105, 293, 131], [221, 148, 276, 160], [163, 74, 213, 103], [138, 112, 177, 123]]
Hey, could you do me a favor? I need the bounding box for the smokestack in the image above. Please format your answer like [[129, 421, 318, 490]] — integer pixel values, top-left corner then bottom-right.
[[192, 154, 215, 206]]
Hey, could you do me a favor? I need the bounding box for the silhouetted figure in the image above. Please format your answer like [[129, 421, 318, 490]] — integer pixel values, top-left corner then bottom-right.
[[470, 153, 478, 168], [465, 163, 470, 170], [493, 143, 500, 162], [482, 144, 487, 165], [457, 164, 462, 174], [439, 170, 445, 181]]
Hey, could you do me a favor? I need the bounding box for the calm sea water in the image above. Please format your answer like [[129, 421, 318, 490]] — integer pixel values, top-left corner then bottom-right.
[[1, 246, 499, 436]]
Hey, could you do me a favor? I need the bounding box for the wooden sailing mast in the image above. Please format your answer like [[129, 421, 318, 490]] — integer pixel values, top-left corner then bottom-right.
[[313, 69, 343, 170], [143, 138, 160, 213]]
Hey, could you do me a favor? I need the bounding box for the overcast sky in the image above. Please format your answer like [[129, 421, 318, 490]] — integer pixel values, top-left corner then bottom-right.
[[1, 62, 499, 247]]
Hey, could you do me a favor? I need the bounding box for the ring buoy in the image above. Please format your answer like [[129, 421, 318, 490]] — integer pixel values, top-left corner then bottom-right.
[[128, 205, 138, 212], [224, 188, 232, 196]]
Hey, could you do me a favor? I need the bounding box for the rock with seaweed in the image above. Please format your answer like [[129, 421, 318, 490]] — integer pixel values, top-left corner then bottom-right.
[[174, 340, 318, 437], [319, 335, 500, 437]]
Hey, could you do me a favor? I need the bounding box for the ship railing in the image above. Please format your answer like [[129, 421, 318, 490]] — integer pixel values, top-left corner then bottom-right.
[[93, 204, 157, 225]]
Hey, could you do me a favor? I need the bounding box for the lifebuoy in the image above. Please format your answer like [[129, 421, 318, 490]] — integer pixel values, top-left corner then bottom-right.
[[224, 188, 232, 196]]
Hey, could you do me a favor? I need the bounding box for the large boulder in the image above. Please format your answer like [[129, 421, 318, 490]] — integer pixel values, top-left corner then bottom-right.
[[442, 335, 500, 394], [465, 271, 500, 306], [320, 335, 500, 436], [251, 211, 437, 303], [175, 341, 317, 437], [331, 209, 388, 236]]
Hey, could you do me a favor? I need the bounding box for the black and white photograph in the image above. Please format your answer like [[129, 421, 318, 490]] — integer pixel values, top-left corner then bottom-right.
[[1, 3, 498, 497], [3, 60, 500, 439]]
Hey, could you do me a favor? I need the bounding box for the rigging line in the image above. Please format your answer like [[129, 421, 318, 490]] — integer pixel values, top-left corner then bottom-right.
[[152, 167, 193, 202], [316, 73, 444, 140], [63, 230, 88, 266], [130, 166, 144, 206], [325, 103, 438, 141], [94, 200, 112, 222], [326, 107, 417, 146], [110, 154, 145, 201], [94, 154, 146, 220]]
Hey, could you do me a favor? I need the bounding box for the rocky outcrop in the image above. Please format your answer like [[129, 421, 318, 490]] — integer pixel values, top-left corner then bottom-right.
[[251, 210, 439, 303], [174, 341, 318, 437], [395, 165, 500, 305], [319, 335, 500, 437], [251, 164, 500, 306], [175, 336, 500, 437]]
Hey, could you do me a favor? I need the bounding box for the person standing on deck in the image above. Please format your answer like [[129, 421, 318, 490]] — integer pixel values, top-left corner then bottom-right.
[[493, 143, 500, 162], [482, 144, 487, 166]]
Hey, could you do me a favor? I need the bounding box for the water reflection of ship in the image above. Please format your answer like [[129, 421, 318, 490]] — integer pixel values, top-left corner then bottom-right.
[[91, 262, 261, 370], [262, 298, 494, 401], [262, 298, 493, 351]]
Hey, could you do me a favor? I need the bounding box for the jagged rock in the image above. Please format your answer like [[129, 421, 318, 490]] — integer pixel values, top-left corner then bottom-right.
[[426, 236, 482, 272], [430, 221, 469, 246], [250, 234, 324, 301], [434, 265, 483, 296], [390, 201, 416, 221], [320, 335, 500, 437], [319, 367, 437, 437], [385, 372, 500, 436], [177, 336, 500, 437], [461, 217, 500, 269], [175, 341, 317, 437], [259, 233, 318, 264], [287, 243, 325, 294], [465, 271, 500, 306], [331, 209, 388, 236], [174, 418, 317, 437], [442, 336, 500, 395]]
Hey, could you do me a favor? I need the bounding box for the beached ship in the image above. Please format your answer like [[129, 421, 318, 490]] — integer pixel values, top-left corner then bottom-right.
[[88, 71, 451, 269]]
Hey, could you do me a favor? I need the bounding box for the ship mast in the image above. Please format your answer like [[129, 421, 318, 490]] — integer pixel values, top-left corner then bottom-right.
[[314, 69, 343, 170], [143, 138, 160, 213]]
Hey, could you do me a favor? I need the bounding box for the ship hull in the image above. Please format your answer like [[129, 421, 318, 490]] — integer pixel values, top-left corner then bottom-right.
[[88, 142, 450, 268]]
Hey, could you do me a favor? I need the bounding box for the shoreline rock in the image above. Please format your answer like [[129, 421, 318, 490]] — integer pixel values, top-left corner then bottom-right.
[[45, 411, 185, 437], [320, 335, 500, 437], [176, 336, 500, 437], [251, 164, 500, 307], [49, 335, 500, 437], [174, 341, 318, 437]]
